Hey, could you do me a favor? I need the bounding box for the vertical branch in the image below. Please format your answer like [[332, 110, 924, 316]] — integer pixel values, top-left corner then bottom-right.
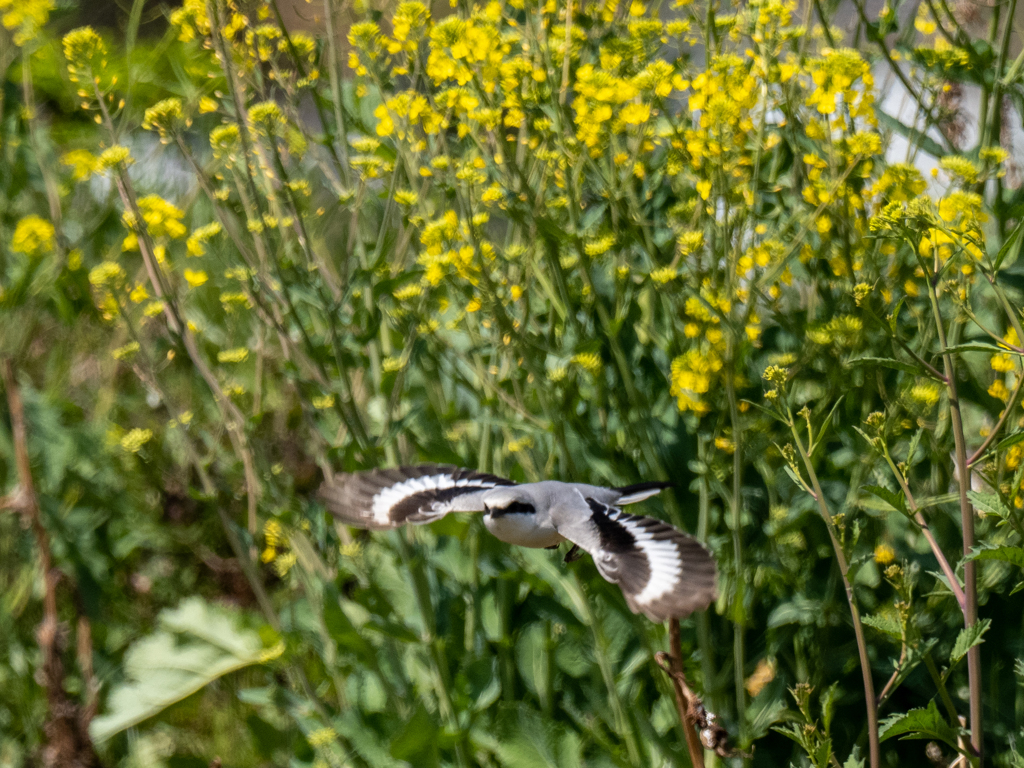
[[924, 279, 984, 762], [3, 361, 101, 768], [790, 422, 880, 768], [725, 375, 746, 742], [667, 619, 707, 768]]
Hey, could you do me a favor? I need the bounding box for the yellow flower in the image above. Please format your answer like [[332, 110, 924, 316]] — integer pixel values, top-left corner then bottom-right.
[[585, 235, 616, 256], [874, 543, 896, 565], [308, 727, 337, 748], [312, 394, 336, 409], [909, 380, 941, 408], [120, 428, 154, 453], [572, 352, 602, 375], [382, 356, 406, 372], [11, 215, 55, 256], [89, 261, 126, 288], [97, 145, 133, 170], [186, 222, 222, 257], [988, 379, 1010, 401], [620, 102, 651, 125], [650, 267, 677, 283], [112, 342, 140, 360], [249, 100, 286, 133], [1, 0, 53, 45], [218, 347, 249, 363], [143, 98, 185, 140], [61, 149, 100, 181], [183, 269, 208, 288]]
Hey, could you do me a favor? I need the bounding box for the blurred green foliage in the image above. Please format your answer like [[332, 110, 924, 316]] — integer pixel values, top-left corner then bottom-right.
[[2, 0, 1024, 767]]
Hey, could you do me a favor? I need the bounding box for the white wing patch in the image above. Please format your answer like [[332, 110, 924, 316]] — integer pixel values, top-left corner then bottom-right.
[[370, 474, 501, 525], [606, 510, 682, 606]]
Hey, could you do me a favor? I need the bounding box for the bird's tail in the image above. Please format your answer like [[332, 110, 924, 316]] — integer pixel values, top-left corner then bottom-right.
[[613, 481, 674, 505]]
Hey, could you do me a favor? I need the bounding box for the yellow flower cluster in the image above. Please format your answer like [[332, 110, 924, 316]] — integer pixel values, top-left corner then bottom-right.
[[670, 348, 723, 414], [120, 428, 154, 453], [123, 195, 186, 252], [10, 215, 55, 257], [0, 0, 53, 46]]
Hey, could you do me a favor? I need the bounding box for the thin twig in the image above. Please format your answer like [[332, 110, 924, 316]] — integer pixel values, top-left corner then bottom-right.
[[882, 450, 967, 613]]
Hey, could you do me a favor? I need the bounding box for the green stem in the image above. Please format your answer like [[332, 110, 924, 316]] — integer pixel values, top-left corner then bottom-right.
[[924, 277, 983, 762], [725, 374, 746, 744], [790, 422, 880, 768]]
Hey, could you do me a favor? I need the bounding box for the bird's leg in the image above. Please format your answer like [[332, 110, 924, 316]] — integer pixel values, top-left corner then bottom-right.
[[564, 544, 583, 562]]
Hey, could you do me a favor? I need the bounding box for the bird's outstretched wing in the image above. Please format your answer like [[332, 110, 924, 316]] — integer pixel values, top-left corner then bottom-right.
[[319, 464, 514, 530], [555, 494, 717, 622]]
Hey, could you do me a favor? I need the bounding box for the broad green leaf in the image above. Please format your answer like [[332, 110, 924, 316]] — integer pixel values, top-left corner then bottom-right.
[[90, 597, 277, 743], [844, 748, 865, 768], [862, 485, 908, 515], [493, 705, 583, 768], [967, 491, 1011, 519], [951, 618, 992, 664], [879, 700, 959, 747], [966, 546, 1024, 568], [861, 612, 902, 639]]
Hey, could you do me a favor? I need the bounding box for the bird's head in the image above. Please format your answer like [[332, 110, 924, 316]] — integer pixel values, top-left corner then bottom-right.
[[481, 486, 537, 516]]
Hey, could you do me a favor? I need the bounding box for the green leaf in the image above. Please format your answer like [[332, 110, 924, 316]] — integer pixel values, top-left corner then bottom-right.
[[995, 431, 1024, 452], [879, 700, 959, 747], [994, 216, 1024, 271], [889, 297, 906, 336], [944, 342, 1024, 356], [848, 356, 925, 376], [967, 491, 1011, 519], [862, 484, 908, 516], [493, 705, 582, 768], [950, 618, 992, 664], [389, 704, 439, 762], [784, 465, 811, 494], [844, 747, 865, 768], [966, 546, 1024, 568], [90, 597, 275, 743], [861, 612, 902, 639], [876, 110, 947, 158]]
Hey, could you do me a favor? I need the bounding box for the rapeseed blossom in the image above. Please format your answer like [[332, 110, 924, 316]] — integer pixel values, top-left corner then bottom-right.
[[11, 215, 55, 256]]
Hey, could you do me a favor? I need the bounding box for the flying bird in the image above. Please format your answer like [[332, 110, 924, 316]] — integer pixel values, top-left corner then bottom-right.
[[319, 464, 717, 622]]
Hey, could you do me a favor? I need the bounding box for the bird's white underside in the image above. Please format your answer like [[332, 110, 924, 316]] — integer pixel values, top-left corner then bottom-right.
[[370, 474, 497, 524], [485, 512, 564, 548]]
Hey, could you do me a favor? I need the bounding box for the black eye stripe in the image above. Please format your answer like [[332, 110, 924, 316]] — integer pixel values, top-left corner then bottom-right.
[[490, 500, 536, 516]]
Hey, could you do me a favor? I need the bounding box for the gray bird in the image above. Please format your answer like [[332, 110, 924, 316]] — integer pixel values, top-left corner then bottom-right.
[[319, 464, 717, 622]]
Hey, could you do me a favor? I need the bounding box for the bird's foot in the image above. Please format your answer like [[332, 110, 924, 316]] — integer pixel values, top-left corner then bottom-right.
[[564, 544, 583, 563]]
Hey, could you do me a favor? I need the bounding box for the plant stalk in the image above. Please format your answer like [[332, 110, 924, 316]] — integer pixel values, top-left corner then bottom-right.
[[790, 422, 880, 768]]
